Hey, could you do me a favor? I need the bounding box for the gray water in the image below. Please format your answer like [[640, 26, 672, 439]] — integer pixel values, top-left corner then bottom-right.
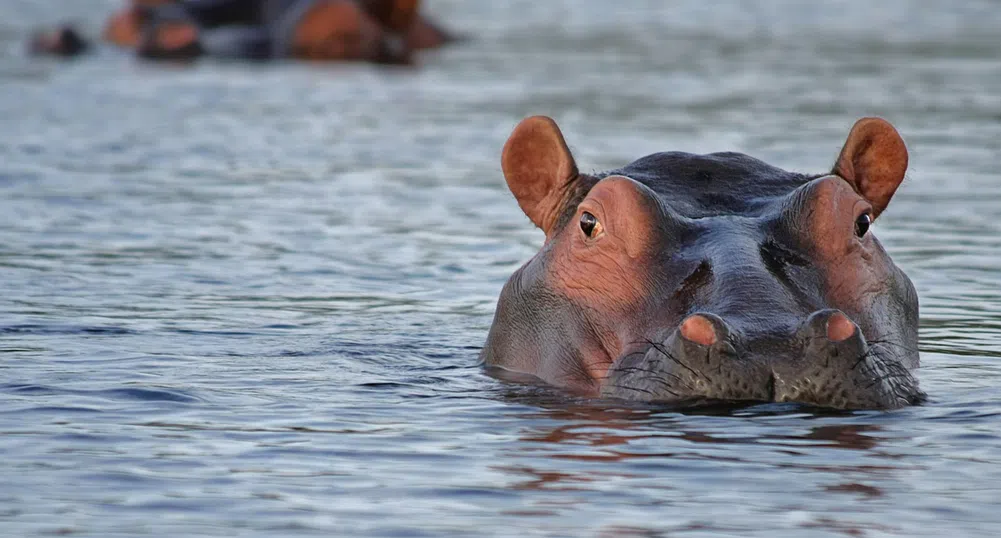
[[2, 1, 1001, 536]]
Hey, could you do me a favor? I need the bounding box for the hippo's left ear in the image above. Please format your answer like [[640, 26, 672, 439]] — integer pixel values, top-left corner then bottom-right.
[[502, 116, 579, 234], [832, 117, 908, 219]]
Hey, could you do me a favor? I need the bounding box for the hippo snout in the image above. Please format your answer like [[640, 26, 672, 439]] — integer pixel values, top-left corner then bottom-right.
[[600, 310, 925, 410]]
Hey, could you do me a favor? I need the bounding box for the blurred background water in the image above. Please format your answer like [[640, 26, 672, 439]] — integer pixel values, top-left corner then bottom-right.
[[2, 1, 1000, 536]]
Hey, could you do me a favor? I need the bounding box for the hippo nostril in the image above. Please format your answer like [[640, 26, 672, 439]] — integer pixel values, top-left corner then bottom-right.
[[826, 312, 856, 342], [802, 309, 857, 342], [679, 314, 717, 346]]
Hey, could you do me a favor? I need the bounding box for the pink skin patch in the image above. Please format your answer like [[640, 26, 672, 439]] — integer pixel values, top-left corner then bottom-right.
[[826, 312, 856, 342], [680, 315, 717, 346]]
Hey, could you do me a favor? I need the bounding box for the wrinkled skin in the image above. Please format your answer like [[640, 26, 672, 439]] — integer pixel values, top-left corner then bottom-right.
[[482, 116, 924, 410]]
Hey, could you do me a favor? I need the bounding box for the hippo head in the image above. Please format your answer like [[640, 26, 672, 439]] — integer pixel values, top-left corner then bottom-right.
[[482, 116, 923, 409]]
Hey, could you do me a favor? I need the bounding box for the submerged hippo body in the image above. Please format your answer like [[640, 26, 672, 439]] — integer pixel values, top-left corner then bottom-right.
[[482, 116, 923, 410]]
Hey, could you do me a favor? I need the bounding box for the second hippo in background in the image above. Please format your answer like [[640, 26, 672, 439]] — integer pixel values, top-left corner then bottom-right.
[[483, 116, 924, 410], [33, 0, 457, 64]]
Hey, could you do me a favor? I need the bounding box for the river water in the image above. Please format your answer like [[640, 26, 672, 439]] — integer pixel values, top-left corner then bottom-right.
[[2, 1, 1000, 536]]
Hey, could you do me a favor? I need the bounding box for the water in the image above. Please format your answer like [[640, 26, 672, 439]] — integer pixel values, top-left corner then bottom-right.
[[2, 1, 1000, 536]]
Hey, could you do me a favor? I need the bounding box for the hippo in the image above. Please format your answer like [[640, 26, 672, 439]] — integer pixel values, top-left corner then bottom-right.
[[28, 26, 90, 57], [482, 116, 924, 410], [32, 0, 455, 63]]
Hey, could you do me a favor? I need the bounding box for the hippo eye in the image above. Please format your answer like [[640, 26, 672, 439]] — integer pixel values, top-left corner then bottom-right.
[[579, 211, 600, 238], [855, 212, 871, 238]]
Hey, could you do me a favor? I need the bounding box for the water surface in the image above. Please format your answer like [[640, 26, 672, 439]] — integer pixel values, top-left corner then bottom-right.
[[2, 1, 1000, 536]]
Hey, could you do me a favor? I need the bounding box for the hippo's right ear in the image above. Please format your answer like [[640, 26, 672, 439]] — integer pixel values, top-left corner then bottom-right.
[[502, 116, 579, 234], [833, 117, 908, 219]]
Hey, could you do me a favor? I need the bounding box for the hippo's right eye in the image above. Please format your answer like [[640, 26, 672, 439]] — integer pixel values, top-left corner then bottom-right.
[[579, 211, 601, 238]]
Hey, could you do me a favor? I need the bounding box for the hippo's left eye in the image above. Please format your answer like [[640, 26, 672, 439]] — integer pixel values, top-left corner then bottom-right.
[[855, 212, 871, 238]]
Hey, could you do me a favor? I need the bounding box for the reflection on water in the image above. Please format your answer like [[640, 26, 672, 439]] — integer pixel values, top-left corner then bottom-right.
[[482, 393, 937, 535], [2, 0, 1001, 536]]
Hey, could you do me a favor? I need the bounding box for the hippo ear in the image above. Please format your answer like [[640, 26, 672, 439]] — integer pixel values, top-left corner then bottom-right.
[[832, 117, 908, 219], [502, 116, 579, 233]]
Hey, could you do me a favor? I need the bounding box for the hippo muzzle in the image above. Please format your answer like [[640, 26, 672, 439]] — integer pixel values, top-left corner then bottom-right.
[[602, 310, 924, 409]]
